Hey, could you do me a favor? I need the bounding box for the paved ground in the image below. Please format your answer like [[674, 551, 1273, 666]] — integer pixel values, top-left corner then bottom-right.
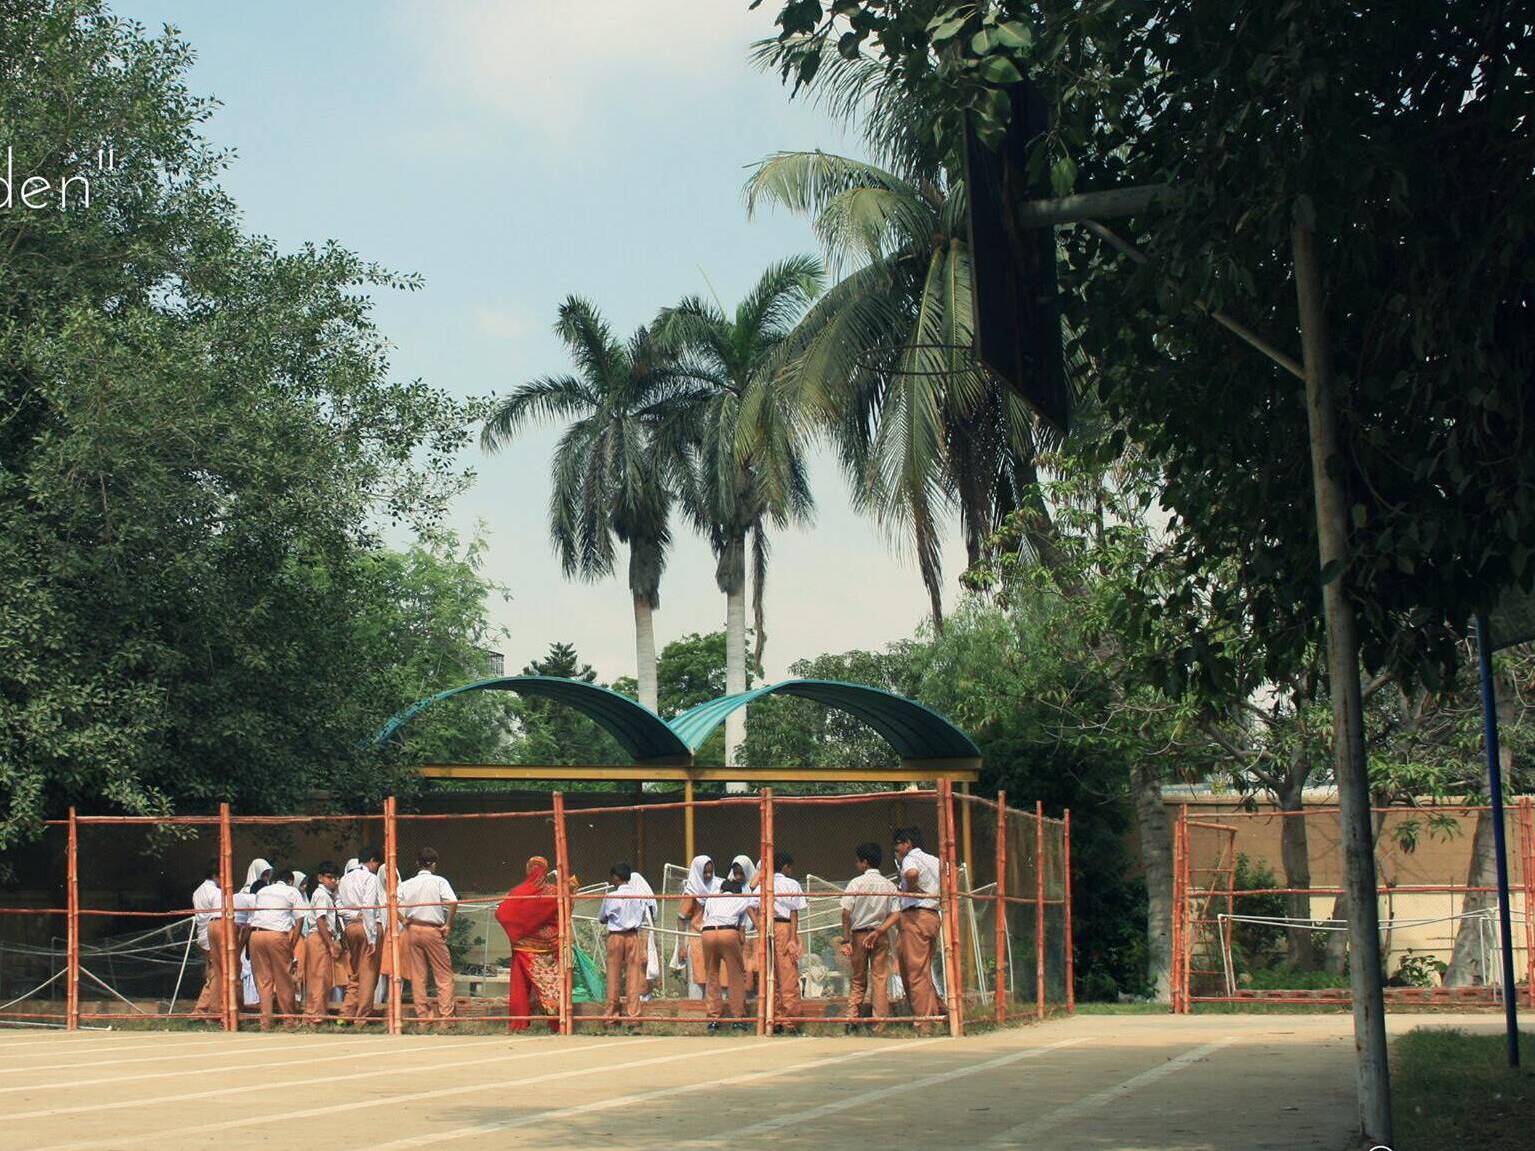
[[0, 1012, 1516, 1150]]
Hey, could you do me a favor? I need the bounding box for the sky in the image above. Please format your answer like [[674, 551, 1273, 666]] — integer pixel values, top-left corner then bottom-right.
[[112, 0, 969, 682]]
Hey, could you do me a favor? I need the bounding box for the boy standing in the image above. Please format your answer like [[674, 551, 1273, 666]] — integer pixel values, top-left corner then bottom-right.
[[247, 867, 304, 1031], [769, 853, 808, 1034], [598, 862, 655, 1027], [397, 846, 459, 1027], [840, 842, 900, 1033], [190, 860, 226, 1019], [302, 862, 341, 1023], [336, 847, 384, 1022]]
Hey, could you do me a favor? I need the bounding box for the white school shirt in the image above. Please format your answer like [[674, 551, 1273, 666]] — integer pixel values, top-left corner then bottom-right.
[[336, 866, 384, 943], [840, 869, 900, 929], [599, 878, 656, 932], [397, 870, 457, 926], [248, 881, 304, 933], [191, 879, 222, 950], [304, 885, 337, 937], [772, 874, 808, 921], [233, 890, 257, 929], [700, 891, 753, 930], [898, 847, 942, 911]]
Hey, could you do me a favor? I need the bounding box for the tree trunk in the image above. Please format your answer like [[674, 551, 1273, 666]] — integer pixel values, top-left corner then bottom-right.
[[632, 593, 659, 714], [719, 531, 748, 789], [1132, 759, 1174, 1002], [1295, 220, 1392, 1146], [1276, 774, 1319, 970], [1444, 803, 1500, 986]]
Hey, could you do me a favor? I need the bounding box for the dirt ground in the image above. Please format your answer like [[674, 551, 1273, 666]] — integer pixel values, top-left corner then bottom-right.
[[0, 1012, 1517, 1150]]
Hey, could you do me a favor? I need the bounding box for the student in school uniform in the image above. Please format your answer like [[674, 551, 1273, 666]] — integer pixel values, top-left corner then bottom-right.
[[336, 846, 384, 1023], [190, 860, 226, 1019], [840, 841, 900, 1033], [599, 861, 655, 1028], [234, 858, 272, 1013], [302, 862, 341, 1024], [728, 856, 761, 999], [701, 872, 758, 1032], [247, 867, 304, 1031], [767, 852, 809, 1034], [678, 855, 719, 1000], [871, 827, 945, 1033], [397, 846, 459, 1027]]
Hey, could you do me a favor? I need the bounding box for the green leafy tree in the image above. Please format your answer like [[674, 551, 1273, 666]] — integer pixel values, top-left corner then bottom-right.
[[656, 258, 822, 768], [481, 298, 690, 712], [500, 643, 626, 766], [0, 4, 491, 848]]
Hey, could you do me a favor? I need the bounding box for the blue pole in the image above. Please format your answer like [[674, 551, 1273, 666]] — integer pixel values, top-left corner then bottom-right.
[[1475, 612, 1520, 1069]]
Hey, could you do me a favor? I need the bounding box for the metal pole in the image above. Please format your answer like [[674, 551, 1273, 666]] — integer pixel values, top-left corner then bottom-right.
[[1476, 613, 1521, 1068], [760, 788, 774, 1036], [1171, 814, 1184, 1014], [66, 807, 79, 1032], [553, 792, 574, 1036], [945, 782, 966, 1036], [1522, 797, 1535, 1009], [936, 781, 964, 1037], [684, 778, 696, 864], [384, 796, 402, 1036], [1063, 809, 1075, 1013], [960, 781, 974, 990], [1034, 800, 1046, 1020], [1295, 219, 1392, 1144], [995, 792, 1008, 1025], [219, 803, 237, 1031]]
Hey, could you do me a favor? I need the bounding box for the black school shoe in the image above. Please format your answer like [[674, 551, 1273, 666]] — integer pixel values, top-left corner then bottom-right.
[[707, 1021, 721, 1033]]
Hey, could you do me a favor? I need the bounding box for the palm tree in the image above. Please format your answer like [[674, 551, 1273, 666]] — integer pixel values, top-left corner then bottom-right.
[[743, 46, 1051, 630], [481, 297, 687, 713], [655, 257, 822, 768]]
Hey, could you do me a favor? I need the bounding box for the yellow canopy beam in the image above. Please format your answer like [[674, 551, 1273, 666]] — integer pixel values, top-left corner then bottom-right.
[[418, 761, 980, 784]]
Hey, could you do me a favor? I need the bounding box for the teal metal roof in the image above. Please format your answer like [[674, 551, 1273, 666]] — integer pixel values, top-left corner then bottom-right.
[[668, 679, 982, 764], [375, 676, 691, 764]]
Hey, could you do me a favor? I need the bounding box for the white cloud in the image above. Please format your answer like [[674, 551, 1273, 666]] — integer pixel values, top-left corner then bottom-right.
[[395, 0, 780, 143], [471, 301, 537, 341]]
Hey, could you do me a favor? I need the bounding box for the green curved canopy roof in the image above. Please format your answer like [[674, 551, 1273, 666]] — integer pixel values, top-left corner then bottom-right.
[[375, 676, 691, 764], [667, 679, 982, 764]]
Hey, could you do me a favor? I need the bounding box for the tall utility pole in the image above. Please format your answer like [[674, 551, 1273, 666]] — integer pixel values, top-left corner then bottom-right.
[[1293, 220, 1392, 1147]]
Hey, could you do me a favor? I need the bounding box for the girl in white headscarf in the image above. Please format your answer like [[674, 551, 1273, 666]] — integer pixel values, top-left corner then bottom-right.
[[729, 856, 761, 997], [679, 856, 719, 999], [235, 858, 271, 1009]]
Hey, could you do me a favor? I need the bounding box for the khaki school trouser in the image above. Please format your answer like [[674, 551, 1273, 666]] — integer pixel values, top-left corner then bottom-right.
[[248, 929, 296, 1031], [702, 928, 747, 1022], [771, 921, 802, 1027], [341, 920, 380, 1021], [896, 908, 943, 1030], [604, 931, 644, 1021], [846, 926, 892, 1029], [193, 919, 230, 1017], [302, 931, 336, 1023], [404, 922, 456, 1024]]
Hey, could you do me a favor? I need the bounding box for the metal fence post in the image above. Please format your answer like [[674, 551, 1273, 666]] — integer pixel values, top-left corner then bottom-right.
[[1064, 809, 1075, 1013], [384, 796, 402, 1035], [995, 791, 1008, 1026], [66, 807, 79, 1032], [760, 787, 774, 1036], [553, 792, 574, 1035], [1035, 800, 1046, 1020], [219, 803, 237, 1031]]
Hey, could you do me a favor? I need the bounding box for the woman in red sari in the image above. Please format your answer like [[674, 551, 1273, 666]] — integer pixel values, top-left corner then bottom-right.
[[495, 856, 564, 1032]]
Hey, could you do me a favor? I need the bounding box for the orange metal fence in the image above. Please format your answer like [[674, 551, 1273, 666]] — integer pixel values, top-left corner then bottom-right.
[[0, 788, 1072, 1034], [1172, 799, 1535, 1010]]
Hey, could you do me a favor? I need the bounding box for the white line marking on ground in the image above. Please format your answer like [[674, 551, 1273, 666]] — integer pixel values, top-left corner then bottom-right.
[[0, 1034, 271, 1062], [684, 1036, 1089, 1146], [0, 1034, 529, 1093], [33, 1040, 740, 1151], [0, 1034, 387, 1074], [368, 1038, 948, 1151], [1, 1033, 617, 1122], [973, 1037, 1241, 1149]]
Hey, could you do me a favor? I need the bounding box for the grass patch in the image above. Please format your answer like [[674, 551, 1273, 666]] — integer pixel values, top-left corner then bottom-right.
[[1392, 1027, 1535, 1151]]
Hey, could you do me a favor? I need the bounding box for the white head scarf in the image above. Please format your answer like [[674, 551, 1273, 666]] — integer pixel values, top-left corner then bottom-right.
[[683, 855, 718, 897], [242, 858, 272, 892], [290, 870, 307, 895], [730, 854, 758, 889], [343, 858, 361, 875]]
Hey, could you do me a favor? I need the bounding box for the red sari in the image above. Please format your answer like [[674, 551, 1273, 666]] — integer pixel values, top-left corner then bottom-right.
[[495, 857, 560, 1032]]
